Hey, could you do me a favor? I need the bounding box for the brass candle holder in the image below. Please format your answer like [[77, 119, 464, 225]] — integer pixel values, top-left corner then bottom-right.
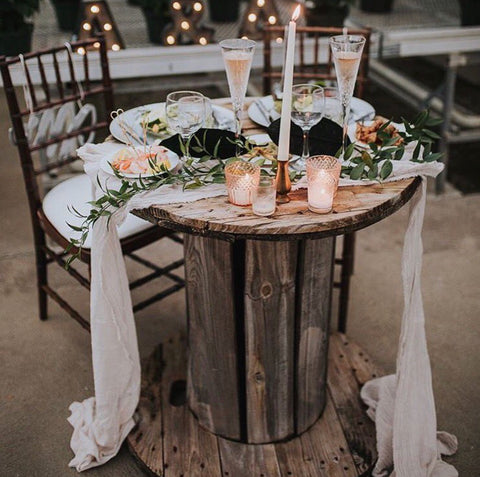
[[276, 159, 291, 203]]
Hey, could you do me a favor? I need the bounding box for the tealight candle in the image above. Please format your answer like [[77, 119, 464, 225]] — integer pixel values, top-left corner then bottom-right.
[[306, 155, 341, 214], [252, 176, 276, 216], [225, 161, 260, 206]]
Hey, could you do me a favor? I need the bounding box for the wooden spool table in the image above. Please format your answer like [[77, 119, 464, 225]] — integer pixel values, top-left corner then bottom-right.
[[127, 170, 421, 476]]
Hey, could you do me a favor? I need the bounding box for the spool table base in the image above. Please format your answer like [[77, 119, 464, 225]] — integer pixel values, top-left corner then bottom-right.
[[127, 333, 381, 477]]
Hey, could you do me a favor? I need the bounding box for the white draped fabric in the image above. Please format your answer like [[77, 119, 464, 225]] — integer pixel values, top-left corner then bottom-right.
[[69, 141, 455, 476]]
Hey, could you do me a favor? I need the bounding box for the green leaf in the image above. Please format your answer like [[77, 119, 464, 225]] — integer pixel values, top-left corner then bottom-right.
[[394, 147, 405, 161], [66, 222, 84, 232], [344, 142, 355, 160], [380, 160, 393, 180], [425, 117, 443, 127], [423, 152, 443, 162], [361, 150, 373, 169], [414, 110, 428, 128], [423, 129, 441, 140], [350, 163, 365, 180], [367, 163, 379, 180], [413, 141, 422, 160]]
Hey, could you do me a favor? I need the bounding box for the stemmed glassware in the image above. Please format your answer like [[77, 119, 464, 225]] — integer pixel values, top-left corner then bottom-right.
[[291, 84, 325, 169], [165, 90, 207, 162], [329, 34, 366, 159], [220, 38, 256, 142]]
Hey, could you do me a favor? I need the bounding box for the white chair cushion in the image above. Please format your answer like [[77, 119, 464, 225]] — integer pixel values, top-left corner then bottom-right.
[[42, 174, 152, 249]]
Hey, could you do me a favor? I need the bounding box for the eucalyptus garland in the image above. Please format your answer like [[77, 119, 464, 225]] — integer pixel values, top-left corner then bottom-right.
[[66, 110, 442, 265], [340, 109, 442, 180]]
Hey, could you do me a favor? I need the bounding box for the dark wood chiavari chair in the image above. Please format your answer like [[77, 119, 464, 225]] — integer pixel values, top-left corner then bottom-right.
[[0, 37, 184, 332], [263, 26, 372, 333]]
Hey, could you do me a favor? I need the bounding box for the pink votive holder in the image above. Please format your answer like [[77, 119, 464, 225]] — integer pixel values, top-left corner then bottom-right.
[[306, 155, 341, 214], [225, 161, 261, 206]]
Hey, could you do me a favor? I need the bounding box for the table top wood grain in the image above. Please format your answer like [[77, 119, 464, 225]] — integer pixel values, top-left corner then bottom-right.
[[136, 98, 421, 241]]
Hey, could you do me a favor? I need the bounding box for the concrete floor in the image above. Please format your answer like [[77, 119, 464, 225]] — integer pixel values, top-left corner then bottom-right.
[[0, 84, 479, 477]]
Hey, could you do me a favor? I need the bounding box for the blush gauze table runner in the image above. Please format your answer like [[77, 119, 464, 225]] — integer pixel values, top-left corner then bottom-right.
[[69, 141, 456, 476]]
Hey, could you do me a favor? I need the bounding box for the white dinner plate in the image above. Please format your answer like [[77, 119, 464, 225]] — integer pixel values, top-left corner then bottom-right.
[[245, 133, 301, 164], [100, 146, 180, 179], [248, 95, 376, 128], [109, 103, 235, 145]]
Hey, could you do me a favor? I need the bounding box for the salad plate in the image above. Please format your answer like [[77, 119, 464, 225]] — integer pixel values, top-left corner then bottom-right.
[[248, 95, 376, 128], [109, 102, 235, 145], [348, 119, 407, 149], [100, 145, 180, 179], [244, 133, 300, 164]]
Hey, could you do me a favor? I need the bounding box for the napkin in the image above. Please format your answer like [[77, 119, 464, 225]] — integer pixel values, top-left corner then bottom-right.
[[267, 118, 349, 157], [161, 128, 248, 159]]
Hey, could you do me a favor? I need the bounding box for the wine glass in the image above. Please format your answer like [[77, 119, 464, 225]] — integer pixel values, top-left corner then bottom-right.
[[291, 84, 325, 169], [329, 34, 366, 160], [219, 38, 256, 143], [165, 91, 206, 162]]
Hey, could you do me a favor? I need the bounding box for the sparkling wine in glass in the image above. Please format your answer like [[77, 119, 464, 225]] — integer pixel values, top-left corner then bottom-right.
[[329, 35, 365, 159], [220, 39, 256, 142], [166, 90, 206, 162], [291, 84, 325, 169]]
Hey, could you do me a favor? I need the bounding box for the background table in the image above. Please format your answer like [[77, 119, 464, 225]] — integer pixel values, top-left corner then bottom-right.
[[126, 100, 421, 475]]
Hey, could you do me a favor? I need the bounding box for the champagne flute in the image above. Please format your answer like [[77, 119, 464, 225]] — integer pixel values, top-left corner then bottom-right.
[[291, 84, 325, 169], [166, 90, 206, 162], [329, 35, 366, 159], [220, 38, 256, 143]]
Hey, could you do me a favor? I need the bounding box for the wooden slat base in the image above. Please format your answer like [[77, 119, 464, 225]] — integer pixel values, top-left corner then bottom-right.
[[127, 333, 382, 477]]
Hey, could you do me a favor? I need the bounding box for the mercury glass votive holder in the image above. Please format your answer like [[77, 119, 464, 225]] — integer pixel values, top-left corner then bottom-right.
[[225, 161, 261, 206], [306, 155, 341, 214], [252, 176, 276, 216]]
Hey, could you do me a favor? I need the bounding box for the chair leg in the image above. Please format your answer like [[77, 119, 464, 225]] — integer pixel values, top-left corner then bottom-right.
[[338, 232, 356, 333], [36, 247, 48, 321]]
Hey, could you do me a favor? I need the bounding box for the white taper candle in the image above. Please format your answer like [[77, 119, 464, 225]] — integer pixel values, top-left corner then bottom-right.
[[277, 4, 300, 162]]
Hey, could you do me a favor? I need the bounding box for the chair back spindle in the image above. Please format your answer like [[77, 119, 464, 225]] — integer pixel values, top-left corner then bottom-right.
[[0, 37, 114, 232], [263, 26, 371, 99]]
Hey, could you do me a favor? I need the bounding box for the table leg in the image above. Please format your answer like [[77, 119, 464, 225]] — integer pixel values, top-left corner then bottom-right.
[[184, 234, 335, 444]]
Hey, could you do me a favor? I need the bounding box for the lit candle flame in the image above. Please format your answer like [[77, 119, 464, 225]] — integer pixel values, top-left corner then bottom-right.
[[292, 4, 301, 22]]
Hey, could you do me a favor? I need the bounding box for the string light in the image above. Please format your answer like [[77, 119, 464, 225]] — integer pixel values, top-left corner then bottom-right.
[[242, 36, 248, 39], [276, 37, 283, 43], [77, 47, 86, 55], [167, 0, 212, 47], [241, 0, 280, 40], [77, 1, 124, 51]]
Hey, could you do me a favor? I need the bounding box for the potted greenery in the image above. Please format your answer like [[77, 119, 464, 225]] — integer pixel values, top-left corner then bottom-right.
[[305, 0, 353, 27], [50, 0, 80, 32], [0, 0, 40, 56], [138, 0, 171, 44], [208, 0, 240, 23], [360, 0, 394, 13]]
